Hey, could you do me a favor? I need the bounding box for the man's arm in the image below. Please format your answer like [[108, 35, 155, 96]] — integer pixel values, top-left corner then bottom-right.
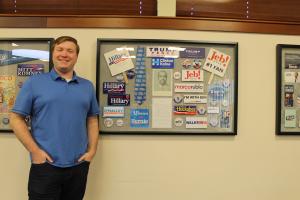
[[9, 112, 53, 164], [78, 115, 99, 162]]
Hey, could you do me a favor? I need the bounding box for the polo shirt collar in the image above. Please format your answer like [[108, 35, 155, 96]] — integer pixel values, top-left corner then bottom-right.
[[50, 68, 79, 83]]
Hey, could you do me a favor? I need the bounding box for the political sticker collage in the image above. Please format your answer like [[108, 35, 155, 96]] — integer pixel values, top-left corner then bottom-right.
[[282, 52, 300, 130], [0, 39, 51, 131], [98, 40, 237, 134]]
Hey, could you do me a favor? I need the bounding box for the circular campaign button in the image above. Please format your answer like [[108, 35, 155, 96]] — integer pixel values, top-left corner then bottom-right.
[[116, 119, 124, 127], [2, 117, 9, 125], [193, 59, 202, 69], [174, 117, 184, 127], [182, 59, 192, 69], [116, 74, 124, 82], [173, 71, 181, 80], [173, 95, 183, 104], [126, 70, 136, 79], [104, 118, 113, 128]]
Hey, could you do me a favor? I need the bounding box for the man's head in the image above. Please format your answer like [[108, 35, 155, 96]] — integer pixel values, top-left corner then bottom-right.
[[158, 70, 168, 86], [51, 36, 80, 75]]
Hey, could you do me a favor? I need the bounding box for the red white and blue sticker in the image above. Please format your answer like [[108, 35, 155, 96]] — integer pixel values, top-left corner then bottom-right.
[[103, 106, 125, 118], [130, 109, 149, 128], [174, 105, 197, 115], [146, 47, 179, 58], [108, 94, 130, 106], [185, 117, 208, 129], [151, 58, 175, 68], [103, 82, 125, 94], [17, 64, 44, 76]]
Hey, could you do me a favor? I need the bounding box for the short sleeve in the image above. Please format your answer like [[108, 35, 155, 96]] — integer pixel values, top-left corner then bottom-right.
[[87, 84, 100, 117], [11, 78, 33, 116]]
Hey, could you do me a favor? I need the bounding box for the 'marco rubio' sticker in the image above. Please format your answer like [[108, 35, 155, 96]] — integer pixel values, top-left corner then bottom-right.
[[103, 106, 125, 118], [185, 117, 208, 129], [108, 94, 130, 106], [174, 83, 204, 93], [103, 82, 125, 94], [174, 105, 197, 115], [151, 58, 174, 68], [183, 95, 207, 104], [182, 69, 204, 82]]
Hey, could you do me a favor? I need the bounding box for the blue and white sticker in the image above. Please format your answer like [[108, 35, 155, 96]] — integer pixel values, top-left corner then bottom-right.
[[151, 58, 175, 68], [130, 109, 149, 128]]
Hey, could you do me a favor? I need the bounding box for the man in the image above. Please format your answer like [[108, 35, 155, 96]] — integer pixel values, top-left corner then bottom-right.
[[157, 70, 170, 91], [10, 36, 100, 200]]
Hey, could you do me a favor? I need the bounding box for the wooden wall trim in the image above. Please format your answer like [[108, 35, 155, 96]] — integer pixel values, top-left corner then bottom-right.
[[1, 15, 300, 35]]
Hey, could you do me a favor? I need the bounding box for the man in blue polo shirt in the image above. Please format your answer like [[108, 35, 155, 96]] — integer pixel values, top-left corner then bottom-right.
[[10, 36, 100, 200]]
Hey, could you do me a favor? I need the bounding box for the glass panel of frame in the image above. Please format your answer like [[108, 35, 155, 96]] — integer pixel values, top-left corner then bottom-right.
[[0, 38, 53, 132], [97, 39, 238, 135], [276, 44, 300, 135]]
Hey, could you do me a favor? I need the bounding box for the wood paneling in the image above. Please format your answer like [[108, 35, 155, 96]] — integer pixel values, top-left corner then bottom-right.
[[177, 0, 300, 23], [0, 0, 157, 16], [1, 15, 300, 35]]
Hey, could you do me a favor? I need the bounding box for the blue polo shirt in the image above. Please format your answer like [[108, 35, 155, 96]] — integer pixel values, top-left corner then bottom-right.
[[12, 69, 100, 167]]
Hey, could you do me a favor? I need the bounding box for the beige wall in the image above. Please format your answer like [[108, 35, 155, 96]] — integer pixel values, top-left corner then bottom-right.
[[1, 28, 300, 200]]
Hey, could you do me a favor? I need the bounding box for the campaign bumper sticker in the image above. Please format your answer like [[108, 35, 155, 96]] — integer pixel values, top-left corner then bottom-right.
[[185, 117, 208, 129], [174, 105, 197, 115], [182, 69, 204, 82], [130, 109, 149, 128], [151, 58, 175, 68], [108, 94, 130, 106], [183, 95, 207, 104], [103, 82, 125, 94], [17, 64, 44, 76], [103, 106, 125, 118], [180, 47, 205, 58], [174, 83, 204, 93], [146, 46, 179, 58]]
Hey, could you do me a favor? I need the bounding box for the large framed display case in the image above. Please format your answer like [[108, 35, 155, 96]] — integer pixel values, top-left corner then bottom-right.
[[276, 44, 300, 135], [97, 39, 238, 135], [0, 38, 53, 132]]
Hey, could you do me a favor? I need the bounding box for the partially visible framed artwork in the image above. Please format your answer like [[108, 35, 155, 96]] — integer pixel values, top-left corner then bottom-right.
[[276, 44, 300, 135], [0, 38, 53, 132], [97, 39, 238, 135]]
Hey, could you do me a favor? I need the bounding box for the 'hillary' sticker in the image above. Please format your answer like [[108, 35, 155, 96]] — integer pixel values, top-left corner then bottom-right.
[[103, 106, 125, 118], [108, 94, 130, 106], [174, 105, 197, 115], [185, 117, 208, 128], [103, 82, 125, 94]]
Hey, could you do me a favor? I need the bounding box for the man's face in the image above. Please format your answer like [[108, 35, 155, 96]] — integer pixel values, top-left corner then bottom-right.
[[158, 71, 167, 85], [52, 41, 78, 74]]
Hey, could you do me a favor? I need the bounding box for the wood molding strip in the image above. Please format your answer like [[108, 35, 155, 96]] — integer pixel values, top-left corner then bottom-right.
[[1, 15, 300, 35]]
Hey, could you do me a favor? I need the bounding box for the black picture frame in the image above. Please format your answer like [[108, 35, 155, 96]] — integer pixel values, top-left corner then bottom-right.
[[0, 38, 53, 132], [276, 44, 300, 135], [97, 39, 238, 135]]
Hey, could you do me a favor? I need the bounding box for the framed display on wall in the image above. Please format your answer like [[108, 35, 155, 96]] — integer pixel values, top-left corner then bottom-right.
[[97, 39, 238, 135], [276, 44, 300, 135], [0, 38, 53, 132]]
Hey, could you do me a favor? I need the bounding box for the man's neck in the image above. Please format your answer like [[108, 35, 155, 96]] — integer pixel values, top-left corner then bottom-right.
[[54, 68, 74, 80]]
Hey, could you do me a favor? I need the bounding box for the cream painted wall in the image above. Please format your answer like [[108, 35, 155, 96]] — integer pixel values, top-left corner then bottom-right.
[[1, 29, 300, 200]]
